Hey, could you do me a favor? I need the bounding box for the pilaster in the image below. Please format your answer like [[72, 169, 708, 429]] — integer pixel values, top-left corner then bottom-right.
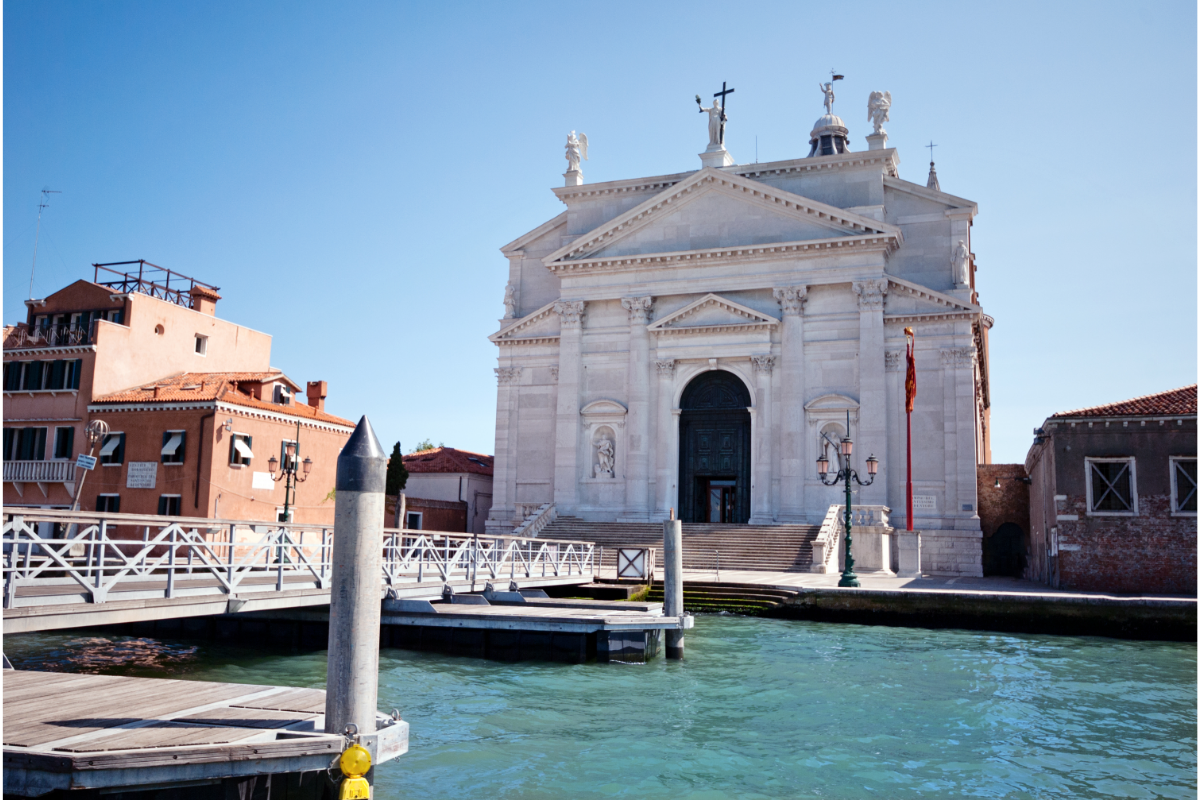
[[654, 359, 676, 517], [852, 279, 889, 505], [620, 296, 654, 520], [773, 286, 807, 522], [942, 346, 979, 526], [749, 355, 776, 524], [486, 366, 521, 531], [552, 301, 585, 512]]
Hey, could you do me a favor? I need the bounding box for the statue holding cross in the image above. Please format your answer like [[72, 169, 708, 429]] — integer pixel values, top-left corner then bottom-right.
[[695, 81, 735, 148]]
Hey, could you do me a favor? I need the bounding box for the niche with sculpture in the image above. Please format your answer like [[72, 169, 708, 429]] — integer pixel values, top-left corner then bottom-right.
[[593, 427, 616, 478]]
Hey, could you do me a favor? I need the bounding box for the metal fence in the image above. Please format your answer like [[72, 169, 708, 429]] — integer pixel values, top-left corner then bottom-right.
[[2, 507, 595, 609]]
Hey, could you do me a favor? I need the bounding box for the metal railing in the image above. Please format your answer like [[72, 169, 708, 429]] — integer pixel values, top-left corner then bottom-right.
[[93, 260, 220, 310], [4, 324, 91, 350], [3, 461, 77, 483], [2, 507, 594, 609]]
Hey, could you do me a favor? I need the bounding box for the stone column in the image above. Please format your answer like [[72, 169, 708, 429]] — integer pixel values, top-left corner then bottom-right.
[[654, 359, 676, 517], [486, 366, 520, 532], [852, 279, 889, 506], [773, 287, 807, 522], [552, 301, 585, 513], [750, 356, 775, 524], [621, 296, 654, 520]]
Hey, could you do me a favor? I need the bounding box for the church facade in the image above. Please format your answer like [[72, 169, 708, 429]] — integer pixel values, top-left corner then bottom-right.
[[486, 97, 992, 567]]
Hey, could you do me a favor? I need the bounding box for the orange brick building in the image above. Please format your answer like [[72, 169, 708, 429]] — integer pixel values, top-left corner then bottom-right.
[[3, 262, 353, 524]]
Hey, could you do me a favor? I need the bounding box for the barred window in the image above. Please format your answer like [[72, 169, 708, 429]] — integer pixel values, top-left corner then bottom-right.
[[1086, 457, 1137, 515], [1171, 458, 1197, 514]]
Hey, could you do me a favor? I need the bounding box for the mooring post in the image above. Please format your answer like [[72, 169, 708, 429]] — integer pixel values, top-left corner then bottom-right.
[[663, 516, 684, 659], [325, 416, 388, 760]]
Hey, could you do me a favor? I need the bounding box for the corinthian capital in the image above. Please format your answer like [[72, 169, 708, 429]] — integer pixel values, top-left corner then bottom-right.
[[655, 359, 676, 378], [553, 299, 586, 329], [495, 367, 522, 385], [621, 295, 654, 323], [852, 279, 889, 311], [751, 355, 775, 375], [772, 286, 808, 316]]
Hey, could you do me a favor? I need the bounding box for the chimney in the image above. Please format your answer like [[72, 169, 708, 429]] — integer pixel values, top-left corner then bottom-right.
[[189, 285, 222, 316], [307, 380, 328, 412], [153, 385, 161, 399]]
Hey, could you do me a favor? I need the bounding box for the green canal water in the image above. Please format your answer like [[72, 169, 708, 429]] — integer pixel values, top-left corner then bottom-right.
[[6, 616, 1196, 799]]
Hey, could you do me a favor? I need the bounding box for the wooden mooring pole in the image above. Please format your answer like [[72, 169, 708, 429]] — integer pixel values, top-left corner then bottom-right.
[[326, 417, 388, 757], [663, 517, 684, 659]]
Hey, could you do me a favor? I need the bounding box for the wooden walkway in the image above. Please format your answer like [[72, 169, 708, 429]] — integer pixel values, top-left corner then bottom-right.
[[2, 670, 408, 796]]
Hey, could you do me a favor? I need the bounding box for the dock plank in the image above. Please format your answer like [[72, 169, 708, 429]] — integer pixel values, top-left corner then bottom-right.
[[173, 707, 317, 729], [57, 722, 267, 752], [232, 688, 326, 714]]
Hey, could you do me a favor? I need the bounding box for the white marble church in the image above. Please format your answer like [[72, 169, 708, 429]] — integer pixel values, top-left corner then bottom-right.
[[486, 84, 992, 562]]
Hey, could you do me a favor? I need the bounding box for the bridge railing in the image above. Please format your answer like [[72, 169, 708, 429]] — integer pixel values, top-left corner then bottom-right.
[[2, 507, 594, 608]]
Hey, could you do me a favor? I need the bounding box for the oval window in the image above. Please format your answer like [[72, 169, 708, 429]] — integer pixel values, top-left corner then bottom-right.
[[154, 324, 165, 336]]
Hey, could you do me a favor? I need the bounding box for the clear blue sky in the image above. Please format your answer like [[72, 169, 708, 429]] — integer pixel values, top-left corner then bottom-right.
[[5, 1, 1196, 464]]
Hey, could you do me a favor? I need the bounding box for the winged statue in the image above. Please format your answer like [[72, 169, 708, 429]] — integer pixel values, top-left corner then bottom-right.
[[566, 131, 588, 172], [868, 91, 892, 135]]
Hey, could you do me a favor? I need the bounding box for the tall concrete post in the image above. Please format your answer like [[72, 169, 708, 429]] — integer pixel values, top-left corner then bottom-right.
[[326, 416, 388, 739], [663, 518, 684, 659]]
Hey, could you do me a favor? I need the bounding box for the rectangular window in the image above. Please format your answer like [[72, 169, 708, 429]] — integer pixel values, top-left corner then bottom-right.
[[105, 309, 123, 324], [99, 432, 126, 465], [229, 433, 254, 466], [3, 362, 18, 391], [3, 429, 15, 461], [96, 494, 121, 513], [157, 495, 182, 516], [161, 430, 186, 464], [53, 427, 74, 460], [1086, 457, 1138, 515], [1171, 457, 1197, 515], [48, 360, 66, 391], [406, 511, 423, 530], [17, 427, 47, 461], [273, 385, 292, 405], [66, 359, 82, 390], [21, 361, 43, 391], [195, 334, 208, 355], [276, 507, 294, 523]]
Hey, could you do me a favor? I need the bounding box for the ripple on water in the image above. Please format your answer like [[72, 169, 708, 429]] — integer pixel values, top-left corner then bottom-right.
[[5, 617, 1195, 799]]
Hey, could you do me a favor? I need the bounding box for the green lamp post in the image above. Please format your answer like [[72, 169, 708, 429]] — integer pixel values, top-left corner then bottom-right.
[[816, 413, 879, 588], [268, 421, 313, 523]]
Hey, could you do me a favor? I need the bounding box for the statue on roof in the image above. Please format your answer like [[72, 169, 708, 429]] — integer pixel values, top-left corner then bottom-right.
[[565, 131, 588, 173], [868, 91, 891, 134], [819, 82, 836, 114], [695, 97, 727, 147], [953, 240, 970, 287]]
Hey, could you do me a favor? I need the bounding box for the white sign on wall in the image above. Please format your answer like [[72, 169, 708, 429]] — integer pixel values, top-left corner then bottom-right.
[[912, 495, 937, 511], [252, 471, 276, 491], [126, 462, 158, 489]]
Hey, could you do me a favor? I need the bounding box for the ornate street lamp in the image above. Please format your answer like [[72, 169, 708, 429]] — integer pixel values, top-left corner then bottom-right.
[[268, 421, 312, 523], [817, 412, 879, 588]]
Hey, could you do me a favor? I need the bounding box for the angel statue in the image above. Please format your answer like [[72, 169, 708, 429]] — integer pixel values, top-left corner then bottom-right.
[[868, 91, 892, 135], [695, 96, 726, 146], [819, 81, 836, 114], [565, 131, 588, 172]]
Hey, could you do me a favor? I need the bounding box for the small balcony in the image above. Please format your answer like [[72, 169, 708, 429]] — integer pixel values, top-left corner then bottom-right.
[[4, 324, 91, 351], [3, 460, 77, 484]]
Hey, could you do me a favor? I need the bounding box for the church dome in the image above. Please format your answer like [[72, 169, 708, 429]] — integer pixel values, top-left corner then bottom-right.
[[807, 114, 851, 158]]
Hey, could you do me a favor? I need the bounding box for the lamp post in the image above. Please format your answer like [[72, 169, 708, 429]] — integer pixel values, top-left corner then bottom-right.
[[816, 412, 879, 588], [70, 420, 110, 513], [268, 421, 313, 523]]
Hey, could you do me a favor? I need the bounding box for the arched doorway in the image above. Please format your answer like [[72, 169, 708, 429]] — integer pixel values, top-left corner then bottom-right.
[[678, 370, 752, 524]]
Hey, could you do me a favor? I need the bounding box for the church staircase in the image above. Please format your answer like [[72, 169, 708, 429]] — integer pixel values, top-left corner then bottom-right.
[[539, 516, 821, 573]]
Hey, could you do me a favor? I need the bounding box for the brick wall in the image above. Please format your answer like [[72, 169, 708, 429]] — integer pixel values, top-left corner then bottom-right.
[[386, 494, 467, 533], [1055, 494, 1197, 594], [977, 464, 1031, 538]]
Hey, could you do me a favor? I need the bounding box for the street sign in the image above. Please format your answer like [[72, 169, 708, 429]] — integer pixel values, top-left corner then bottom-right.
[[76, 454, 97, 471]]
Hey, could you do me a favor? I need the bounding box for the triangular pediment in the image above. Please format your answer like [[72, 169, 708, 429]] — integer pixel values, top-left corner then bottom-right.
[[648, 294, 779, 336], [884, 276, 980, 321], [489, 302, 560, 345], [500, 212, 568, 255], [543, 168, 902, 269]]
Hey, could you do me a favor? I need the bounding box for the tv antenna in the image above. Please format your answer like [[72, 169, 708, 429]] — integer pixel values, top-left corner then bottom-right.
[[29, 188, 62, 299]]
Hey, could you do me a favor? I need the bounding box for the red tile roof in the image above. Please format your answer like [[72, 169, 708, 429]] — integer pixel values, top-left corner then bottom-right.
[[403, 447, 494, 476], [1053, 385, 1197, 419], [91, 371, 354, 427]]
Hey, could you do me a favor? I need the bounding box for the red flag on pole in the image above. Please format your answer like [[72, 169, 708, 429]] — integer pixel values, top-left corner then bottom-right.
[[904, 327, 916, 531], [905, 330, 917, 413]]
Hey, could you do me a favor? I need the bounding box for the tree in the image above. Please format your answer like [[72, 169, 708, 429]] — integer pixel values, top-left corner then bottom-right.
[[410, 439, 442, 454], [386, 441, 408, 496]]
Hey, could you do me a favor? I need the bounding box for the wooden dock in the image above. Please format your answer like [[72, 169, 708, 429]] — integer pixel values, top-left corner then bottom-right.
[[2, 670, 407, 798]]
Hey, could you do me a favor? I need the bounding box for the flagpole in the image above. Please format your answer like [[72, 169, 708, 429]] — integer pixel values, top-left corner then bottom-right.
[[905, 327, 916, 532]]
